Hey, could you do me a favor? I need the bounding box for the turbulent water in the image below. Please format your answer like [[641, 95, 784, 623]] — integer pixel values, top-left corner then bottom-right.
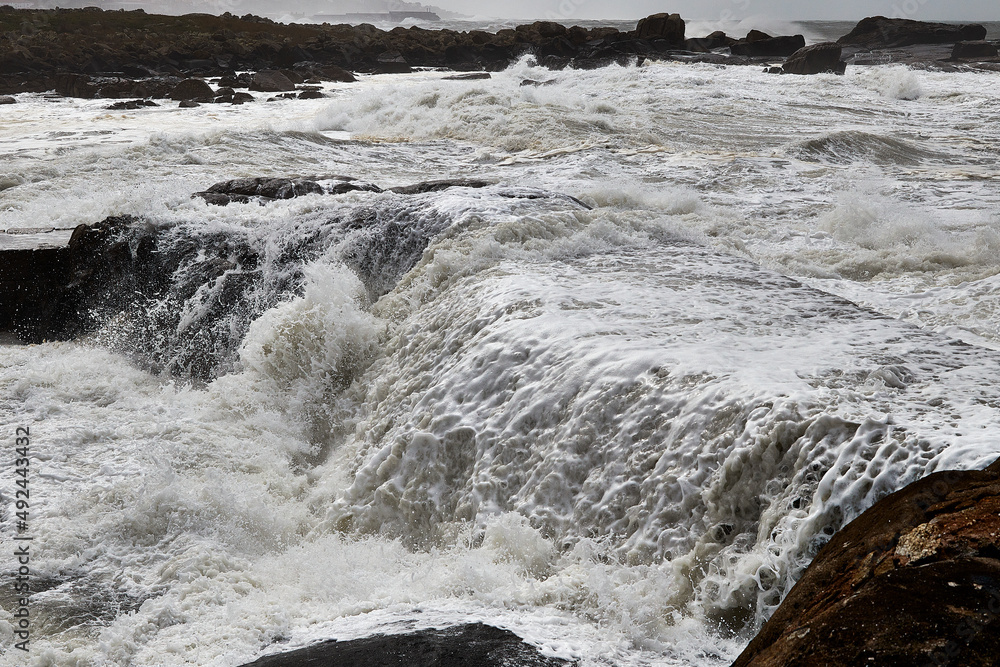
[[2, 43, 1000, 667]]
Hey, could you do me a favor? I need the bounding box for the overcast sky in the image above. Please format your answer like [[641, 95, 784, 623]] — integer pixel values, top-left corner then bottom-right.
[[431, 0, 1000, 21]]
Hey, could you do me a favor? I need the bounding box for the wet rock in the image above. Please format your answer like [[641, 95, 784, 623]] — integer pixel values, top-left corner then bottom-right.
[[239, 623, 569, 667], [317, 64, 357, 82], [732, 456, 1000, 667], [838, 16, 987, 49], [249, 70, 296, 92], [633, 13, 685, 47], [684, 31, 732, 52], [782, 43, 847, 75], [952, 40, 999, 59], [178, 100, 200, 108], [373, 52, 412, 74], [232, 92, 254, 104], [0, 95, 15, 104], [106, 99, 159, 110], [297, 90, 325, 99], [731, 34, 806, 57], [520, 78, 557, 87], [0, 245, 70, 342], [195, 177, 325, 205], [169, 78, 215, 101], [442, 72, 492, 80], [390, 179, 492, 195]]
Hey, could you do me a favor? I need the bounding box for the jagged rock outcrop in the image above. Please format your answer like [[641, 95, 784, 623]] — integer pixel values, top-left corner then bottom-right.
[[838, 16, 987, 48], [781, 43, 847, 75], [732, 456, 1000, 667], [634, 13, 685, 47]]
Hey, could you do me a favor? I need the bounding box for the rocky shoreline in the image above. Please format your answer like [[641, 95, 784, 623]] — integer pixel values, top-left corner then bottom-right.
[[1, 9, 999, 102]]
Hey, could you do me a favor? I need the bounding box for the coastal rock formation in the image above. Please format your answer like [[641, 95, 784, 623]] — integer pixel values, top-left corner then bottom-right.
[[730, 33, 806, 57], [838, 16, 987, 48], [732, 456, 1000, 667], [634, 12, 685, 46], [781, 43, 847, 75], [952, 40, 1000, 59], [240, 623, 569, 667], [0, 95, 14, 103]]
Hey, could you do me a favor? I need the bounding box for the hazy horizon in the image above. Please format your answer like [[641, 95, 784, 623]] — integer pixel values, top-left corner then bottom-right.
[[434, 0, 1000, 21]]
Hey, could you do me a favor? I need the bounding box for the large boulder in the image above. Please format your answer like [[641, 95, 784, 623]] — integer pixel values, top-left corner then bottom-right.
[[838, 16, 987, 48], [732, 456, 1000, 667], [781, 43, 846, 75], [634, 13, 685, 47], [169, 78, 215, 101], [952, 40, 999, 59], [249, 70, 296, 93], [731, 34, 806, 57], [0, 95, 15, 104]]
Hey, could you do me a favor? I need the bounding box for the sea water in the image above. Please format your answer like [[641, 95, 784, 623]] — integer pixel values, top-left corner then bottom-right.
[[1, 43, 1000, 666]]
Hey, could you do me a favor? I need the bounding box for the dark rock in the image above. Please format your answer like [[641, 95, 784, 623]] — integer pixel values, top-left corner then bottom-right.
[[195, 177, 324, 205], [684, 33, 731, 52], [0, 246, 70, 342], [373, 52, 412, 74], [106, 99, 158, 110], [169, 78, 214, 101], [232, 92, 254, 104], [520, 78, 557, 87], [745, 29, 772, 42], [633, 13, 685, 47], [732, 457, 1000, 667], [297, 90, 325, 99], [178, 100, 200, 108], [782, 43, 847, 75], [239, 623, 569, 667], [54, 73, 98, 99], [838, 16, 987, 48], [731, 35, 806, 57], [442, 72, 492, 80], [280, 69, 304, 84], [249, 70, 296, 92], [390, 179, 492, 195], [765, 66, 783, 74], [317, 65, 357, 82], [952, 40, 999, 59], [0, 95, 15, 104]]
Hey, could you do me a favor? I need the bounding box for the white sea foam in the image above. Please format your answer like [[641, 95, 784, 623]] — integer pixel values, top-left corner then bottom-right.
[[3, 56, 1000, 667]]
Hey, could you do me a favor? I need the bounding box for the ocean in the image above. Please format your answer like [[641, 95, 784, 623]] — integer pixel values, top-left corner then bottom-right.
[[2, 21, 1000, 666]]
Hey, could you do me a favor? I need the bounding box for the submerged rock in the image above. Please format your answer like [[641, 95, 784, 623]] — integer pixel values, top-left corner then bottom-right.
[[106, 99, 158, 110], [0, 95, 15, 104], [389, 178, 492, 195], [240, 623, 569, 667], [732, 456, 1000, 667], [442, 72, 492, 80], [781, 43, 847, 75], [838, 16, 987, 48]]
